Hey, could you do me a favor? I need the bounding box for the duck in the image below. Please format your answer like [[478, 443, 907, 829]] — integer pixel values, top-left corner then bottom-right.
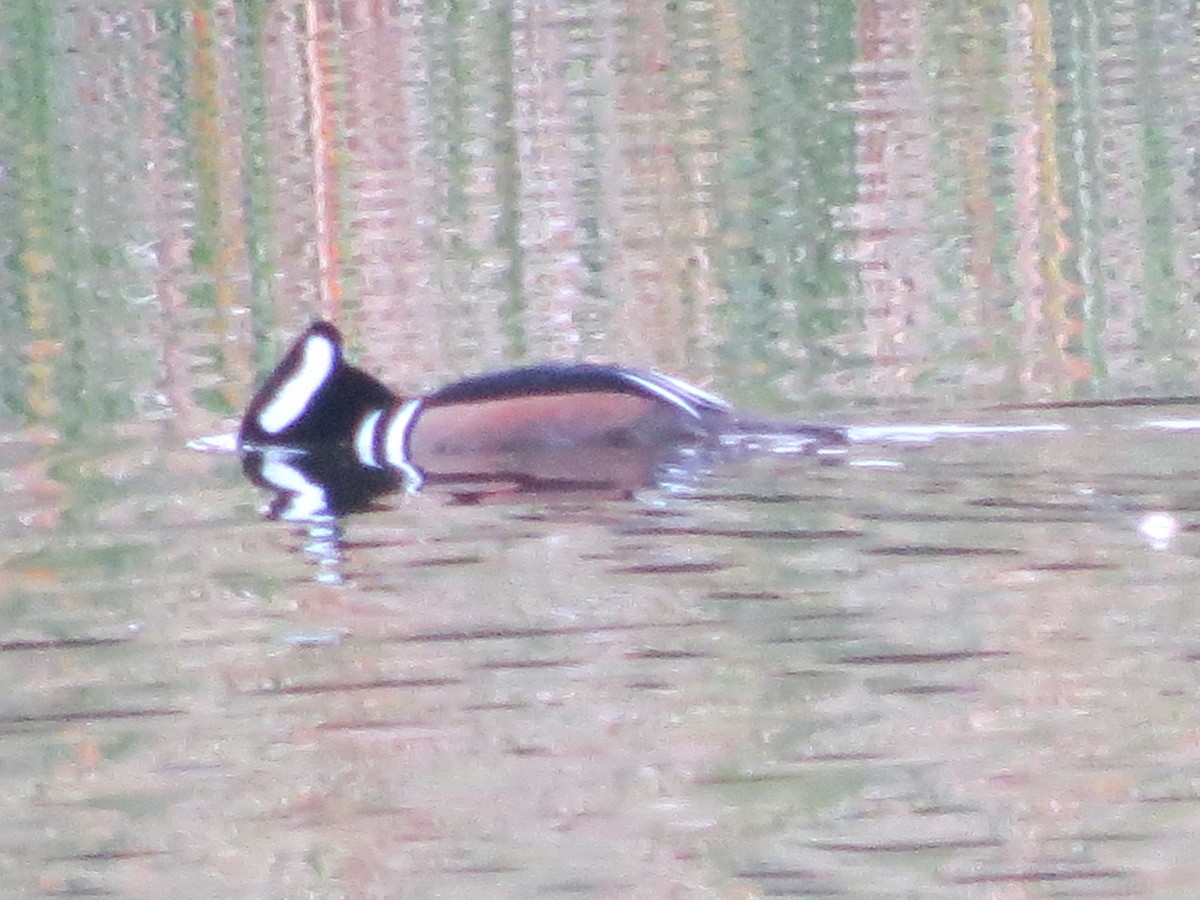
[[239, 321, 846, 498]]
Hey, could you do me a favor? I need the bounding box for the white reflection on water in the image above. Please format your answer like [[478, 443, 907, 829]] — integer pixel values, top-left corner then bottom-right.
[[846, 423, 1070, 443], [1140, 419, 1200, 431], [187, 433, 239, 453], [1137, 512, 1181, 551]]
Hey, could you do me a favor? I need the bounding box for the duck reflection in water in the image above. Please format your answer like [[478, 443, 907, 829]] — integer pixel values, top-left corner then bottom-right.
[[239, 321, 847, 519]]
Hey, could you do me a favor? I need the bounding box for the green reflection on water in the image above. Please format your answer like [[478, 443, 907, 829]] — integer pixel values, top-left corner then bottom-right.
[[720, 0, 858, 403], [2, 2, 1200, 443], [1, 0, 71, 422], [6, 541, 154, 582], [232, 0, 280, 361]]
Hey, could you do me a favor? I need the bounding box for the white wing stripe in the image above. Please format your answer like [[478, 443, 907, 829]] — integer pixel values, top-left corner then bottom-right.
[[620, 372, 702, 419], [649, 371, 729, 410]]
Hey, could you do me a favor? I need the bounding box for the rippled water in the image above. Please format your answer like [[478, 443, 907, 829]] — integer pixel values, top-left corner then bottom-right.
[[4, 2, 1200, 898]]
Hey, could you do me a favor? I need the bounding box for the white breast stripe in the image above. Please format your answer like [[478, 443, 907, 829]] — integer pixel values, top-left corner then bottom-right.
[[354, 409, 383, 467], [621, 372, 701, 419], [257, 334, 336, 434], [383, 398, 425, 491]]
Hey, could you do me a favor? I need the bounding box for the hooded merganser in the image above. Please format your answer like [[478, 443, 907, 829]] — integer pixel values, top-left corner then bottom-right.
[[239, 321, 846, 496]]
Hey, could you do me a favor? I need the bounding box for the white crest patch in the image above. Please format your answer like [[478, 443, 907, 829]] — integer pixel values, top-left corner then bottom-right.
[[257, 333, 337, 434]]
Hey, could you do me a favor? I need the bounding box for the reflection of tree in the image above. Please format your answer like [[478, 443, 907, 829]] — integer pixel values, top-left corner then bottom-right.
[[325, 1, 792, 394], [844, 0, 1200, 405], [301, 0, 343, 322], [2, 0, 72, 534], [719, 1, 858, 407], [1011, 0, 1083, 394], [4, 0, 67, 427], [848, 0, 936, 399], [6, 1, 1200, 434]]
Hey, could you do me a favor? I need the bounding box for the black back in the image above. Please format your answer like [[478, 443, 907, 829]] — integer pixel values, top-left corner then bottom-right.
[[424, 363, 729, 421]]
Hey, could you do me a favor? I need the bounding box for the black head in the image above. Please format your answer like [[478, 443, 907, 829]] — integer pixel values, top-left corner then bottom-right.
[[239, 321, 395, 448]]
